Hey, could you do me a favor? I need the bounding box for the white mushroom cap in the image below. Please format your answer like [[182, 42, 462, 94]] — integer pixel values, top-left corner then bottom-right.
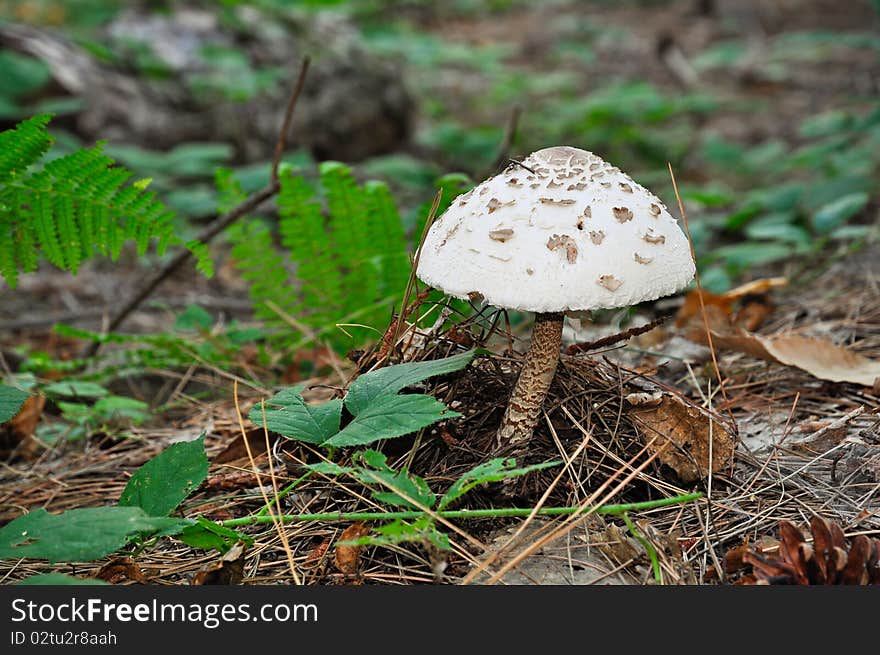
[[416, 146, 696, 313]]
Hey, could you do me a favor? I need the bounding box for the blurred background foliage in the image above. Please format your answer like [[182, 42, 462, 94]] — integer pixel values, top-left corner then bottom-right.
[[1, 0, 878, 355]]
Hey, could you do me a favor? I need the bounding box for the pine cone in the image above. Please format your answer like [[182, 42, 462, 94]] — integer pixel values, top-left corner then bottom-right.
[[738, 516, 880, 585]]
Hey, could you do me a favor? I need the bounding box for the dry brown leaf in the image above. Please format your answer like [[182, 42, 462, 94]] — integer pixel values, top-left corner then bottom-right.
[[627, 392, 734, 483], [192, 541, 246, 585], [212, 428, 271, 464], [708, 330, 880, 388], [333, 522, 370, 575], [723, 276, 788, 299], [0, 395, 45, 460], [95, 556, 148, 584], [675, 277, 786, 329]]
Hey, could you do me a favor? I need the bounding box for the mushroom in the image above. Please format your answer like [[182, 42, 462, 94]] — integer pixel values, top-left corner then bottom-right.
[[416, 146, 696, 448]]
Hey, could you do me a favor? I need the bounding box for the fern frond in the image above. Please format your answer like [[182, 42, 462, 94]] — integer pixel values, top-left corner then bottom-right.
[[0, 115, 190, 288], [278, 170, 341, 329], [320, 161, 379, 311], [185, 239, 215, 278], [227, 218, 301, 339], [363, 180, 410, 300], [214, 168, 247, 213], [0, 114, 53, 185]]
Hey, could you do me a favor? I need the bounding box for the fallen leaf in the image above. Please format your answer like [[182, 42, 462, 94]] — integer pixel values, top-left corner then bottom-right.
[[95, 556, 148, 584], [203, 470, 261, 491], [676, 277, 785, 330], [213, 429, 271, 464], [627, 393, 734, 483], [334, 522, 370, 575], [707, 330, 880, 388], [192, 541, 247, 585], [0, 395, 45, 459]]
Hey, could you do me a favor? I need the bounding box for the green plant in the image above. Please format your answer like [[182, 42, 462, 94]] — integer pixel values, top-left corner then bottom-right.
[[227, 162, 411, 351], [250, 349, 476, 448], [690, 105, 880, 289], [0, 383, 29, 422], [0, 114, 212, 288], [0, 436, 208, 562]]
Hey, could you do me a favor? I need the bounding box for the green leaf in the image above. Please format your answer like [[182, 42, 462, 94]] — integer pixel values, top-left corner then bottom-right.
[[174, 304, 214, 331], [42, 380, 108, 399], [340, 516, 450, 550], [249, 386, 342, 445], [352, 450, 435, 509], [178, 517, 253, 554], [438, 458, 560, 510], [0, 507, 191, 563], [744, 222, 811, 246], [118, 435, 208, 516], [811, 192, 870, 234], [92, 396, 150, 424], [0, 384, 30, 423], [713, 242, 793, 269], [17, 573, 109, 586], [325, 394, 460, 448], [344, 349, 476, 416]]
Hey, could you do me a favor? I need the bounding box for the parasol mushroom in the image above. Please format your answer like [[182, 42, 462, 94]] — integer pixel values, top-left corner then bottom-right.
[[416, 146, 695, 447]]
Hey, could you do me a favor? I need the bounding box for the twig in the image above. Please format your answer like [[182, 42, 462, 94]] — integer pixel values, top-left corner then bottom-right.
[[85, 57, 312, 355], [271, 56, 311, 183], [84, 184, 278, 356], [566, 315, 670, 355], [487, 105, 522, 176]]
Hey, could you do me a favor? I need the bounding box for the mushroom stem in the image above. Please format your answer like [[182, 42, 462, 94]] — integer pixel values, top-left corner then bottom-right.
[[497, 312, 564, 447]]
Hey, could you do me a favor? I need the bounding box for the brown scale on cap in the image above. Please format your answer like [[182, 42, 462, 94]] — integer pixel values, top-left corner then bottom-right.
[[643, 229, 666, 244], [546, 234, 578, 263], [597, 275, 622, 291], [613, 207, 634, 222], [539, 198, 577, 206], [589, 230, 605, 244], [634, 253, 654, 264], [619, 183, 633, 193], [489, 228, 515, 242], [650, 203, 662, 216]]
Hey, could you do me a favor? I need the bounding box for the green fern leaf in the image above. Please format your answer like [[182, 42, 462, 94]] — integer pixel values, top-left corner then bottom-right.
[[0, 115, 189, 288], [0, 114, 53, 185]]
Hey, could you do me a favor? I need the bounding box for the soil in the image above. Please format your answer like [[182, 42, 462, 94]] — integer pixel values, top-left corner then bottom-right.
[[0, 0, 878, 585]]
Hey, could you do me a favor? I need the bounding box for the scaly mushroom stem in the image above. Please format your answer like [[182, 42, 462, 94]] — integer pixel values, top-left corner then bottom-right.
[[497, 312, 564, 447]]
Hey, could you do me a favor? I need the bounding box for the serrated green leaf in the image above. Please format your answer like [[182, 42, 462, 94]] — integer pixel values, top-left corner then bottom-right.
[[0, 384, 30, 423], [352, 449, 435, 509], [249, 386, 342, 445], [42, 380, 108, 399], [344, 349, 476, 416], [178, 517, 253, 554], [438, 458, 561, 510], [812, 192, 870, 234], [326, 394, 460, 448], [118, 434, 208, 516], [0, 507, 191, 563], [17, 573, 110, 586], [340, 516, 450, 550]]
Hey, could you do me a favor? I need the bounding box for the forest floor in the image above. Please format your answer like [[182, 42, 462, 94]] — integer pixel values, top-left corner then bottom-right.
[[1, 0, 878, 585]]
